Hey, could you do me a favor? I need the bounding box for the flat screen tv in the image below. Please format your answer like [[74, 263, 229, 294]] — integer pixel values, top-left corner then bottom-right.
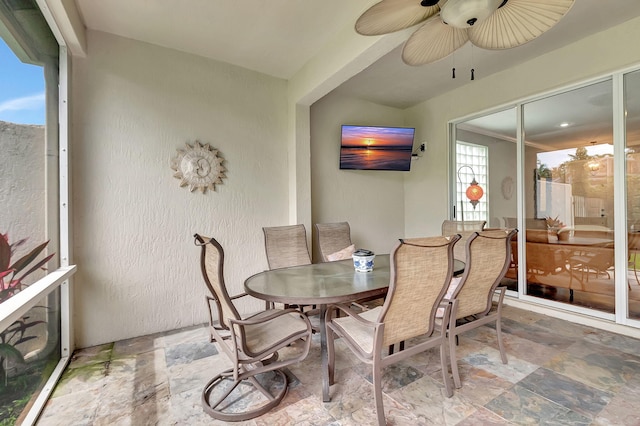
[[339, 125, 415, 171]]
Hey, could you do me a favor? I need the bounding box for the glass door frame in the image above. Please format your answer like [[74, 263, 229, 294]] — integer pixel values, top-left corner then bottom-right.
[[449, 68, 640, 330]]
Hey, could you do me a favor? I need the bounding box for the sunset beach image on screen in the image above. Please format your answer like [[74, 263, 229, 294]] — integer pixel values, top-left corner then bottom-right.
[[340, 125, 415, 171]]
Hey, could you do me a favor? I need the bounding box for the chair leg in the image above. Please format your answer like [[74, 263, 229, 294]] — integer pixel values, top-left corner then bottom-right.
[[327, 327, 336, 386], [202, 369, 288, 421], [496, 317, 508, 364], [440, 341, 453, 397], [449, 329, 461, 389], [372, 365, 386, 426]]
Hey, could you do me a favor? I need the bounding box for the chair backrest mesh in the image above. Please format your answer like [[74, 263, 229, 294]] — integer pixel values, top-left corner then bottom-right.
[[315, 222, 352, 262], [196, 235, 241, 329], [453, 229, 517, 319], [380, 235, 458, 347], [441, 220, 486, 261], [263, 224, 312, 269]]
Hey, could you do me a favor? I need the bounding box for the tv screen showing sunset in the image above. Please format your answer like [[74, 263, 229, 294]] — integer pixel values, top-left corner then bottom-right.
[[340, 125, 415, 171]]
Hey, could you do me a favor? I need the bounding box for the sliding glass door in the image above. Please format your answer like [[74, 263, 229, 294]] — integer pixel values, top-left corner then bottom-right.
[[522, 79, 616, 314], [451, 68, 640, 327], [453, 108, 518, 291], [625, 69, 640, 321]]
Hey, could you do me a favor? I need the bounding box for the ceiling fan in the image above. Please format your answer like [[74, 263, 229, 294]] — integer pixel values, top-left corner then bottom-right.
[[356, 0, 575, 66]]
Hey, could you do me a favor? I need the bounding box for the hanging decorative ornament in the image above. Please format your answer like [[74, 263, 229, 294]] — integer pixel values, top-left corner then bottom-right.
[[170, 141, 226, 193], [466, 178, 484, 208]]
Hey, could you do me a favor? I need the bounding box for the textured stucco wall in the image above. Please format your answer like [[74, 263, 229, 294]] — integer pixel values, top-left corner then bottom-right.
[[71, 31, 289, 347], [310, 92, 408, 260], [0, 121, 46, 253]]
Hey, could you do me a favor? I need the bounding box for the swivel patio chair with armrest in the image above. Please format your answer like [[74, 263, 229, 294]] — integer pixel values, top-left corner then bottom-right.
[[325, 234, 461, 426], [194, 234, 312, 421], [442, 228, 517, 388]]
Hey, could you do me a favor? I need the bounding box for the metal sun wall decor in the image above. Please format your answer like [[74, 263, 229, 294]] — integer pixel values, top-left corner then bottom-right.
[[170, 141, 226, 193]]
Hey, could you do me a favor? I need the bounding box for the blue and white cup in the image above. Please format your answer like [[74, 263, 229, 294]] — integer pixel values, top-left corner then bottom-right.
[[352, 249, 375, 273]]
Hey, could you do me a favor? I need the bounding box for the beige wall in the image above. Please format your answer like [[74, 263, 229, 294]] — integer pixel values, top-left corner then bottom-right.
[[310, 92, 408, 261], [71, 31, 289, 347]]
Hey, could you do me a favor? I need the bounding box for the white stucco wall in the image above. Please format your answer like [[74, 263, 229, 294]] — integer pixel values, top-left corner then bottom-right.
[[310, 92, 408, 260], [403, 15, 640, 237], [71, 31, 289, 347]]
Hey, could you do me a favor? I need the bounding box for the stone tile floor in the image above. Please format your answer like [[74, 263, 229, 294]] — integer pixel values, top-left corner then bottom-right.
[[37, 306, 640, 425]]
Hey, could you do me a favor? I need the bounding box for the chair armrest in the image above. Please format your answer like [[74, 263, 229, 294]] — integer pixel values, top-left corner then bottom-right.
[[326, 303, 380, 328], [230, 293, 249, 300], [231, 308, 306, 326]]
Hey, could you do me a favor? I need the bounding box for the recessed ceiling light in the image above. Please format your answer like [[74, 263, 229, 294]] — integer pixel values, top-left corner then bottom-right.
[[560, 122, 570, 127]]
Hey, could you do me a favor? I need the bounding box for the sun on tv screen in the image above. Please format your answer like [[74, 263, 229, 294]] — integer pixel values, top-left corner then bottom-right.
[[340, 125, 415, 171]]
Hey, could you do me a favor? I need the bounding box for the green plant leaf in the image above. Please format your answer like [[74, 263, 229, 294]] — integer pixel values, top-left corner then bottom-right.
[[8, 240, 49, 275], [0, 343, 25, 364], [15, 253, 55, 283]]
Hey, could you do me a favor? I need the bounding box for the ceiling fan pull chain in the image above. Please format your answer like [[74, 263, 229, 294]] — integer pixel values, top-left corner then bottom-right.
[[452, 67, 456, 79], [471, 69, 475, 80]]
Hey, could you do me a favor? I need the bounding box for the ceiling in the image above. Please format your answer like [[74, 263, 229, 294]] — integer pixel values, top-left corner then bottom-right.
[[74, 0, 640, 147], [75, 0, 640, 108]]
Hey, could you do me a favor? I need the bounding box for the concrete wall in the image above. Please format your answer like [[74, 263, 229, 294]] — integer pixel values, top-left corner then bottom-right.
[[310, 92, 408, 261], [71, 31, 289, 347], [0, 121, 46, 258]]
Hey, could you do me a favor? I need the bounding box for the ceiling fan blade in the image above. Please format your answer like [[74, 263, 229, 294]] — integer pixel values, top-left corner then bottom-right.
[[469, 0, 575, 49], [402, 18, 469, 65], [355, 0, 442, 36]]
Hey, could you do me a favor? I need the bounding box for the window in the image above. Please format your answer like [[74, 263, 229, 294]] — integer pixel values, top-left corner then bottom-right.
[[0, 1, 74, 423], [456, 142, 488, 222]]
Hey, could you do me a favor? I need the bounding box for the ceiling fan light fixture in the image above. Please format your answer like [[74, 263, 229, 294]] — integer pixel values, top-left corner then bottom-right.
[[440, 0, 503, 28]]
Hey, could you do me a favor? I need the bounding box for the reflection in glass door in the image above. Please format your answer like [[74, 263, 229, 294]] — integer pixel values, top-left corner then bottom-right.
[[523, 80, 617, 314], [625, 69, 640, 320]]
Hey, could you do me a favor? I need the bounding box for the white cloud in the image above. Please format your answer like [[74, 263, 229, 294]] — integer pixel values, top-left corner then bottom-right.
[[0, 92, 45, 113]]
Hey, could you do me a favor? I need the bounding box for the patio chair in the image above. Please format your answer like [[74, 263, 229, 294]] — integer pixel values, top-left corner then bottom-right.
[[325, 234, 461, 426], [194, 234, 312, 421], [441, 219, 486, 262], [315, 221, 383, 311], [263, 224, 312, 269], [315, 221, 354, 262], [263, 224, 318, 321], [443, 228, 517, 388]]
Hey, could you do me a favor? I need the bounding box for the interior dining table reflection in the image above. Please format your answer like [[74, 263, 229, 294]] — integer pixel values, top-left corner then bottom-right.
[[243, 254, 465, 402]]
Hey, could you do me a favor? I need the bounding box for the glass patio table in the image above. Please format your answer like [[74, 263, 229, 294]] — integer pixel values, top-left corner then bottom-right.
[[244, 254, 464, 402]]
